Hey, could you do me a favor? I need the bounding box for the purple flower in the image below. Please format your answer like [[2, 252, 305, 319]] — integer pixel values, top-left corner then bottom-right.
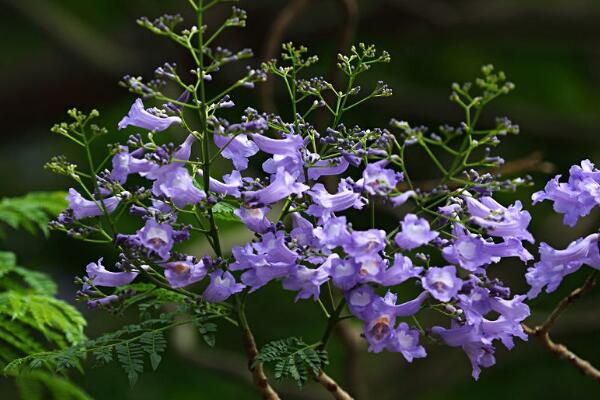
[[362, 291, 400, 352], [162, 258, 207, 288], [388, 323, 427, 362], [356, 255, 387, 283], [252, 231, 298, 265], [214, 130, 259, 171], [329, 256, 360, 290], [252, 133, 305, 158], [390, 190, 416, 207], [234, 206, 271, 233], [203, 270, 245, 303], [313, 216, 352, 250], [67, 188, 120, 220], [394, 214, 438, 250], [532, 162, 600, 227], [378, 254, 423, 286], [344, 229, 387, 258], [422, 265, 462, 302], [306, 183, 365, 220], [464, 195, 533, 243], [85, 258, 138, 287], [87, 295, 120, 309], [356, 160, 402, 195], [137, 219, 174, 260], [198, 169, 243, 198], [243, 168, 309, 206], [290, 213, 315, 247], [442, 224, 532, 271], [307, 157, 349, 180], [345, 285, 377, 320], [111, 146, 156, 184], [146, 164, 206, 208], [253, 133, 305, 178], [229, 243, 292, 292], [118, 98, 181, 131], [432, 323, 496, 380], [526, 233, 600, 298], [282, 258, 331, 301]]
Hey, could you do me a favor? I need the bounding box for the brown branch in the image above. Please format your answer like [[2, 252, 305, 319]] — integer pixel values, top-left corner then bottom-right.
[[239, 314, 282, 399], [259, 0, 312, 113], [523, 327, 600, 383], [171, 323, 327, 400], [524, 271, 600, 383], [397, 151, 555, 192], [314, 370, 355, 400], [537, 272, 597, 334]]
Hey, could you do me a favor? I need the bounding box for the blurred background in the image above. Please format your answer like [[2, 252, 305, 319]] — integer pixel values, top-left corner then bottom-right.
[[1, 0, 600, 398]]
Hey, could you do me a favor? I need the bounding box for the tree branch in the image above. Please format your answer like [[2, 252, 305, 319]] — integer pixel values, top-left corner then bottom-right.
[[523, 271, 600, 383], [314, 370, 355, 400], [236, 298, 281, 400]]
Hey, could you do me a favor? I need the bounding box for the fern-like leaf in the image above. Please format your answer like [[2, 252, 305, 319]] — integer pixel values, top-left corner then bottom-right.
[[0, 192, 67, 237], [255, 337, 329, 387], [116, 342, 145, 386]]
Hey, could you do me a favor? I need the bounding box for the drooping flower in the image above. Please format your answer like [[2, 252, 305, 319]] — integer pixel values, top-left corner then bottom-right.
[[84, 258, 138, 287], [464, 195, 533, 243], [214, 130, 259, 171], [253, 133, 306, 178], [378, 254, 423, 286], [307, 157, 349, 180], [282, 258, 331, 301], [356, 160, 403, 195], [146, 164, 206, 208], [526, 233, 600, 298], [442, 224, 532, 271], [67, 188, 120, 220], [306, 183, 365, 220], [422, 265, 462, 302], [234, 205, 272, 233], [243, 168, 309, 206], [203, 270, 245, 303], [162, 258, 207, 288], [313, 216, 352, 250], [111, 146, 156, 184], [137, 219, 174, 260], [532, 161, 600, 227], [118, 98, 181, 131], [432, 323, 496, 380], [388, 323, 427, 362], [394, 214, 439, 250], [198, 169, 243, 198]]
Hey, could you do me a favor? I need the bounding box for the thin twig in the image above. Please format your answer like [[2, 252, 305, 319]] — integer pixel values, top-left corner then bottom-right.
[[314, 370, 355, 400], [523, 326, 600, 383], [260, 0, 312, 113], [538, 272, 597, 334], [397, 151, 554, 192], [237, 298, 281, 400], [524, 271, 600, 383]]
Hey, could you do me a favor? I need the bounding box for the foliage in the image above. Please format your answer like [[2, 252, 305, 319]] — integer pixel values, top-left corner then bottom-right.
[[0, 192, 67, 237], [255, 337, 329, 387], [4, 301, 230, 387]]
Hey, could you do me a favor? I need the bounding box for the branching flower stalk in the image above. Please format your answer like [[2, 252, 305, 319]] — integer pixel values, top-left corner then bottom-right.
[[6, 1, 600, 398]]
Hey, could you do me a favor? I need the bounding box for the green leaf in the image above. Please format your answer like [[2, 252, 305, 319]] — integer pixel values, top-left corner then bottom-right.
[[0, 192, 67, 238], [255, 337, 329, 388], [212, 201, 241, 223]]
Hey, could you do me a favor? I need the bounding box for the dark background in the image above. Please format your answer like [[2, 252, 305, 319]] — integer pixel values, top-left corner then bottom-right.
[[1, 0, 600, 398]]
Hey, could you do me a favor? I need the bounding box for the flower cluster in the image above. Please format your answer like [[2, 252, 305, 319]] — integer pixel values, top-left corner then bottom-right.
[[47, 0, 600, 386]]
